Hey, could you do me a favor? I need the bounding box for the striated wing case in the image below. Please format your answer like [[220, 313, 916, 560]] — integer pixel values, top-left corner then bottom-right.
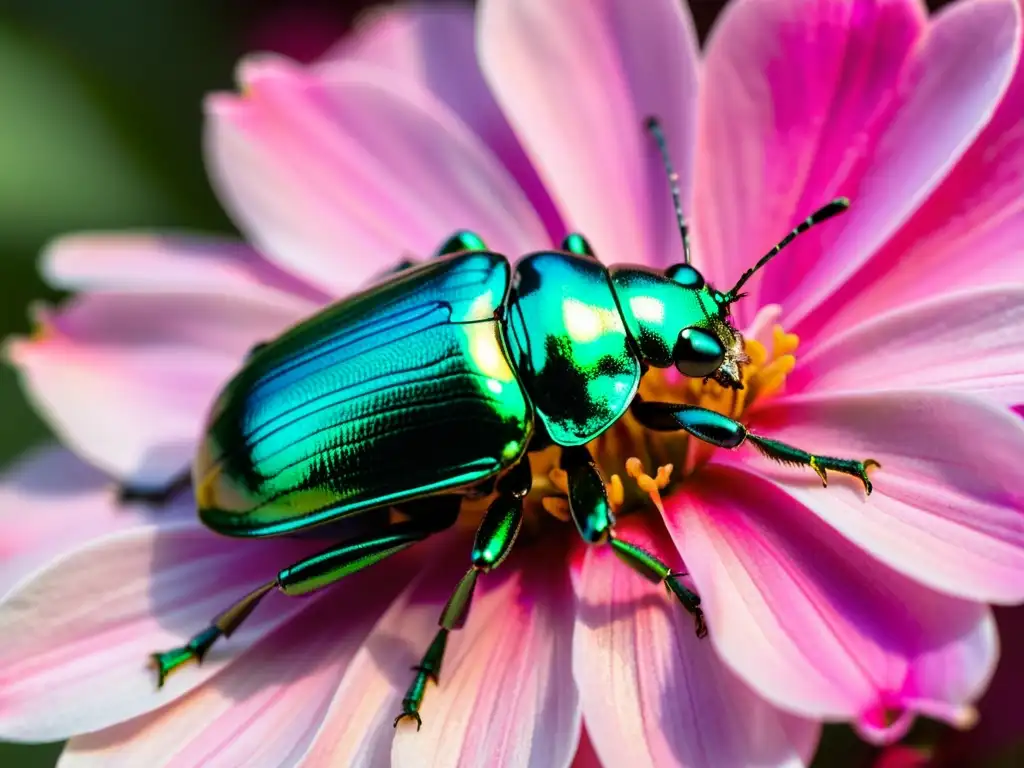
[[195, 252, 533, 537]]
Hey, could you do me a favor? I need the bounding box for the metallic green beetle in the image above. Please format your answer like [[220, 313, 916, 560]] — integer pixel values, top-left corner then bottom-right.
[[130, 118, 876, 728]]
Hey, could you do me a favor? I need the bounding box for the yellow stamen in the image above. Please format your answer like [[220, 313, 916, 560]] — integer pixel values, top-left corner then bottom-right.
[[519, 325, 803, 528]]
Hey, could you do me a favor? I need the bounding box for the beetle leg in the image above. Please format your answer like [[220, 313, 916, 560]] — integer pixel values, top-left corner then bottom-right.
[[630, 398, 879, 495], [116, 469, 191, 507], [375, 231, 489, 280], [149, 521, 440, 687], [561, 233, 597, 258], [394, 460, 530, 731], [434, 230, 487, 257], [560, 445, 707, 638]]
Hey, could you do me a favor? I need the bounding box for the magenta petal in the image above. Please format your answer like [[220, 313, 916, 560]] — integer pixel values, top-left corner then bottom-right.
[[791, 287, 1024, 404], [326, 3, 562, 239], [697, 0, 1019, 330], [0, 517, 318, 741], [804, 7, 1024, 337], [739, 391, 1024, 603], [59, 560, 414, 768], [782, 0, 1021, 326], [206, 56, 549, 295], [695, 0, 925, 325], [0, 449, 144, 597], [479, 0, 699, 268], [391, 545, 580, 768], [574, 516, 820, 767], [665, 468, 996, 737], [7, 291, 301, 486], [42, 233, 325, 306]]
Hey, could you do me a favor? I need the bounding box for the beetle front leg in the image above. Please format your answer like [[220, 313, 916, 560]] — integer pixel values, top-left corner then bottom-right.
[[630, 399, 879, 494], [560, 445, 707, 638], [394, 459, 530, 731]]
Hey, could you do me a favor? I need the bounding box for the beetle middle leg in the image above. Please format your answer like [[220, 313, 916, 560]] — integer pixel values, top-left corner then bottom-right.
[[117, 468, 192, 507], [393, 458, 531, 731], [147, 499, 462, 687], [560, 445, 707, 638], [631, 398, 879, 493]]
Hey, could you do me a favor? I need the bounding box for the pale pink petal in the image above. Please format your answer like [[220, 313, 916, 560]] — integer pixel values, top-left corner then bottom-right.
[[59, 554, 421, 768], [479, 0, 699, 267], [574, 515, 820, 767], [790, 287, 1024, 405], [0, 449, 146, 597], [391, 542, 580, 768], [802, 9, 1024, 337], [666, 467, 996, 740], [0, 511, 317, 741], [296, 566, 441, 768], [324, 2, 562, 239], [736, 391, 1024, 603], [42, 233, 325, 306], [7, 292, 301, 486], [696, 0, 1019, 329], [206, 56, 549, 295]]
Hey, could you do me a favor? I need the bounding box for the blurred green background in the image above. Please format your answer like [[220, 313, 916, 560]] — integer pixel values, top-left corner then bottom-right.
[[0, 1, 1008, 767]]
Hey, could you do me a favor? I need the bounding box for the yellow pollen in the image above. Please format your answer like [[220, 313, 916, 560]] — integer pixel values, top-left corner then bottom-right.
[[541, 459, 670, 520], [466, 325, 802, 534], [587, 323, 801, 508]]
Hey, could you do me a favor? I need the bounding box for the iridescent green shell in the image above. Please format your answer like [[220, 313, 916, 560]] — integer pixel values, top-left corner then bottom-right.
[[195, 252, 533, 537]]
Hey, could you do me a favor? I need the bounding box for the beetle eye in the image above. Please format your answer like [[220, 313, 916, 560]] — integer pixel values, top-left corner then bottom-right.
[[674, 328, 725, 378]]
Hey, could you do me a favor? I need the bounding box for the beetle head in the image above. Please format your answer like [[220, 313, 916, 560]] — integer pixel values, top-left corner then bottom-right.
[[643, 116, 849, 389]]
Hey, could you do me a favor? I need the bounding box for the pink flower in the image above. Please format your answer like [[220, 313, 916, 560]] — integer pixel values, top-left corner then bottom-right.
[[2, 0, 1024, 765]]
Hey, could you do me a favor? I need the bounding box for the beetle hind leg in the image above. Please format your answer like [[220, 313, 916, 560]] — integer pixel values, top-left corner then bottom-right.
[[147, 521, 442, 688], [393, 461, 531, 730], [151, 581, 275, 686]]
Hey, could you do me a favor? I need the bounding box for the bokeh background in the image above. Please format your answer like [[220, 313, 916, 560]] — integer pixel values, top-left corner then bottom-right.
[[0, 1, 998, 767]]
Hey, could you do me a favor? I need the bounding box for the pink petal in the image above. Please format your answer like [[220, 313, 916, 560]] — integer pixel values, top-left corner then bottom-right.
[[7, 291, 301, 486], [59, 555, 420, 768], [478, 0, 699, 268], [0, 511, 317, 741], [696, 0, 1019, 329], [206, 56, 549, 296], [295, 566, 442, 768], [391, 542, 580, 768], [574, 515, 820, 767], [932, 606, 1024, 763], [324, 3, 562, 239], [666, 467, 996, 740], [738, 391, 1024, 603], [694, 0, 925, 324], [570, 729, 602, 768], [42, 233, 325, 306], [790, 287, 1024, 405], [0, 449, 143, 597], [803, 7, 1024, 337]]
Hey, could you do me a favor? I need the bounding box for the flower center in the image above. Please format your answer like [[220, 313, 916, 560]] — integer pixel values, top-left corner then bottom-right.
[[461, 325, 799, 538], [584, 323, 800, 516]]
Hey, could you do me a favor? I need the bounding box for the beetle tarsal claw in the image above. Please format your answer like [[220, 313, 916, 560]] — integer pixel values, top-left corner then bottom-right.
[[809, 457, 829, 487], [393, 712, 423, 731], [810, 456, 880, 495]]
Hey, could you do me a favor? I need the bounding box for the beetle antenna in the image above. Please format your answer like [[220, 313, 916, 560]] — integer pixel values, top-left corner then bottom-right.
[[723, 198, 850, 303], [645, 116, 691, 265]]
